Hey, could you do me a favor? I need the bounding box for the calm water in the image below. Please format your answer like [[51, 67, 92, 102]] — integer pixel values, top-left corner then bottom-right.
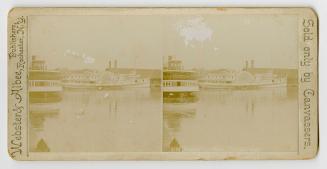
[[163, 87, 299, 152], [29, 87, 298, 152], [29, 88, 162, 152]]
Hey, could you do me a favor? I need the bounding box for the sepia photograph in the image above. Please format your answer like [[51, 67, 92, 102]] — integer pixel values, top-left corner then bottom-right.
[[27, 15, 163, 152], [7, 8, 318, 160], [162, 15, 299, 152]]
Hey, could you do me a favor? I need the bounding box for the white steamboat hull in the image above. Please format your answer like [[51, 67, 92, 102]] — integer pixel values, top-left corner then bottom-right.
[[199, 81, 287, 89], [97, 82, 150, 89], [63, 82, 150, 90]]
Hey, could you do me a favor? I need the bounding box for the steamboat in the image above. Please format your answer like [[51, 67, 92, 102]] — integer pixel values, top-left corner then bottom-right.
[[29, 56, 62, 115], [199, 60, 288, 89], [62, 59, 150, 90], [162, 56, 199, 113]]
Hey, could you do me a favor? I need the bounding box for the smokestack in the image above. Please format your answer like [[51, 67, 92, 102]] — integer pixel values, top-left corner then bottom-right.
[[251, 60, 254, 68], [114, 59, 117, 69], [168, 55, 173, 61], [245, 60, 248, 70], [108, 60, 112, 69]]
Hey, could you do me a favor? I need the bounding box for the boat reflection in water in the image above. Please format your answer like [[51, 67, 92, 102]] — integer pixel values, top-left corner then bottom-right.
[[29, 56, 62, 152], [36, 88, 161, 152], [162, 56, 199, 152], [163, 86, 298, 152]]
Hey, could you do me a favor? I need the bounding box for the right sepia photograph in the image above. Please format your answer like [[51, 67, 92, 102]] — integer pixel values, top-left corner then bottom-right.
[[162, 15, 299, 152]]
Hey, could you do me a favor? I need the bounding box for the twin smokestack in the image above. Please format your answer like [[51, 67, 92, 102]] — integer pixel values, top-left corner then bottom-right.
[[108, 59, 118, 69], [245, 60, 255, 69]]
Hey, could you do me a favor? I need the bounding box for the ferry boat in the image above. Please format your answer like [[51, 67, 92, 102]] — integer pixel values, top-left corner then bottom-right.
[[62, 59, 151, 90], [163, 56, 199, 112], [62, 71, 150, 90], [29, 56, 62, 114], [97, 70, 150, 90], [199, 70, 287, 89], [163, 70, 199, 102]]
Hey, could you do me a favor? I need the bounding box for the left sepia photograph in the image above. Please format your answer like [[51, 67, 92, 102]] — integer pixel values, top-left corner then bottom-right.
[[28, 15, 162, 152]]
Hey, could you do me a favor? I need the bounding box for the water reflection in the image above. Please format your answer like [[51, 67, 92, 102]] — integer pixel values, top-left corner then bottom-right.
[[29, 86, 299, 152], [29, 103, 60, 152], [163, 87, 298, 152], [29, 88, 162, 152]]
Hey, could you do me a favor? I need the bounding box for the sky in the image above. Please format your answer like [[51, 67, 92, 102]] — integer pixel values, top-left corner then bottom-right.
[[29, 14, 298, 70]]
